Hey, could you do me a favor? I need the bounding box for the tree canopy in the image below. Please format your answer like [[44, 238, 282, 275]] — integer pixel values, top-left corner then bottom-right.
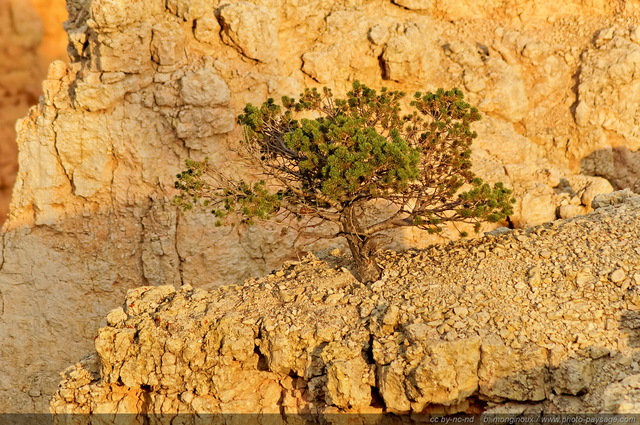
[[174, 82, 514, 282]]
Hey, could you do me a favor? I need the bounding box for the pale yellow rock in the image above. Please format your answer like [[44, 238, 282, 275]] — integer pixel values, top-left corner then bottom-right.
[[95, 23, 153, 73], [603, 375, 640, 413], [5, 0, 640, 414], [479, 336, 548, 401], [174, 107, 236, 140], [180, 68, 230, 107], [382, 22, 437, 82], [73, 74, 153, 112], [446, 41, 528, 122], [301, 50, 339, 85], [166, 0, 209, 21], [580, 177, 615, 209], [576, 31, 640, 188], [194, 15, 221, 45], [558, 204, 586, 219], [46, 201, 640, 414], [514, 186, 557, 227], [106, 307, 128, 326], [378, 361, 411, 412], [325, 353, 372, 408], [477, 58, 529, 122], [89, 0, 163, 28], [406, 337, 481, 407], [151, 21, 187, 67], [218, 2, 279, 63], [302, 10, 375, 85]]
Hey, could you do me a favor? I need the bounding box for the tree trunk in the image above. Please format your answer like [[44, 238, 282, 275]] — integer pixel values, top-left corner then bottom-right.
[[345, 234, 382, 283]]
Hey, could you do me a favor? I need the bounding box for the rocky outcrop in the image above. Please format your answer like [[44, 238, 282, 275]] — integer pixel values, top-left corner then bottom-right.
[[0, 0, 67, 224], [2, 0, 640, 413], [51, 193, 640, 416], [576, 26, 640, 191]]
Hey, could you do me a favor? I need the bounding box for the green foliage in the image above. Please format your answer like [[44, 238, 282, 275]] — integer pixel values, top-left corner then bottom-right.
[[236, 86, 419, 206], [174, 81, 516, 282], [173, 159, 283, 226]]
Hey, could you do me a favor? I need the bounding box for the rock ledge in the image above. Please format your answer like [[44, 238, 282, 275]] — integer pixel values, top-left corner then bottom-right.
[[52, 193, 640, 416]]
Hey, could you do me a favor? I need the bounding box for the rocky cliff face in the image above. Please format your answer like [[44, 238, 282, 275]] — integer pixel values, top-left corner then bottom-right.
[[0, 0, 67, 224], [2, 0, 640, 413], [51, 193, 640, 416]]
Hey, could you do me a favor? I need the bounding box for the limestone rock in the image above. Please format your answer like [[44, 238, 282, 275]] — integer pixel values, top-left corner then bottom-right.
[[377, 361, 412, 412], [302, 10, 375, 85], [194, 15, 221, 45], [603, 375, 640, 413], [151, 21, 187, 68], [50, 196, 640, 414], [179, 68, 230, 107], [406, 337, 481, 408], [575, 28, 640, 189], [551, 358, 594, 396], [5, 0, 640, 414], [73, 73, 153, 112], [446, 41, 528, 122], [479, 337, 548, 401], [173, 107, 236, 141], [592, 188, 636, 209], [381, 22, 437, 82], [558, 204, 586, 220], [166, 0, 209, 21], [581, 178, 615, 209], [514, 185, 557, 228], [89, 0, 164, 29], [93, 23, 153, 73], [217, 2, 278, 63], [323, 343, 373, 409]]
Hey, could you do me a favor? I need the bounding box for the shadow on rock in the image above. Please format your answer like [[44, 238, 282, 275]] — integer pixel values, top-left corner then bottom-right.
[[581, 147, 640, 192]]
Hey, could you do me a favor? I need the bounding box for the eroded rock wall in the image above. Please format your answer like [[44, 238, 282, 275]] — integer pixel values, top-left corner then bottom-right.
[[0, 0, 67, 224], [2, 0, 640, 413], [51, 193, 640, 416]]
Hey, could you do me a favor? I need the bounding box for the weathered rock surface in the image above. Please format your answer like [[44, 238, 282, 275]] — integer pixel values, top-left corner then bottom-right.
[[51, 194, 640, 415], [3, 0, 640, 413], [0, 0, 67, 224], [576, 27, 640, 191]]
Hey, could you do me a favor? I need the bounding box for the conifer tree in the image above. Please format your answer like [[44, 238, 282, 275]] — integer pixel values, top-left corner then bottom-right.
[[175, 82, 514, 283]]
